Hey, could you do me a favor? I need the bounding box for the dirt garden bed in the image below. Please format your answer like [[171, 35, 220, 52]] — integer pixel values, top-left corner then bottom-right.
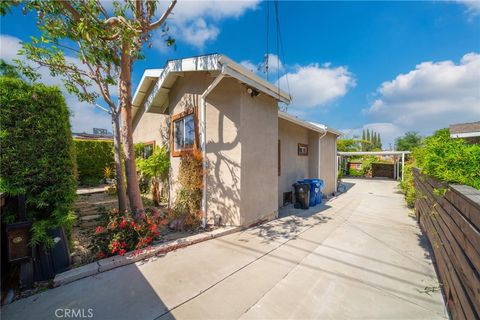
[[71, 189, 215, 268]]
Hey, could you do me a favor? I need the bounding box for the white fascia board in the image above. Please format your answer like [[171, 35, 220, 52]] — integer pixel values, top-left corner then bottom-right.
[[337, 151, 412, 156], [137, 53, 292, 114], [278, 111, 326, 134], [223, 66, 291, 104], [308, 121, 343, 136], [450, 132, 480, 138], [132, 69, 163, 107], [219, 55, 291, 104]]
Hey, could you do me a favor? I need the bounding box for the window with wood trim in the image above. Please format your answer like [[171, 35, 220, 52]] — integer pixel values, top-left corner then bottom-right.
[[170, 108, 197, 157], [298, 143, 308, 156], [140, 141, 155, 159]]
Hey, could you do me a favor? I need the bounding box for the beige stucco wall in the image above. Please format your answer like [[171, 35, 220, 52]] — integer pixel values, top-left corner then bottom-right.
[[135, 73, 276, 227], [166, 72, 213, 209], [132, 108, 169, 147], [277, 118, 310, 208], [319, 132, 338, 196], [205, 77, 242, 226], [239, 89, 278, 225]]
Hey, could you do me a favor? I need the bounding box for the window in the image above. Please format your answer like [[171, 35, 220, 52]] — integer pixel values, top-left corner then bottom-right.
[[170, 109, 197, 157], [298, 143, 308, 156], [143, 141, 155, 158], [137, 141, 155, 159]]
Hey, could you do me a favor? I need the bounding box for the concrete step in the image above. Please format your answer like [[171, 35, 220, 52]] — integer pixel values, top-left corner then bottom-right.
[[75, 199, 117, 208], [80, 214, 102, 221], [79, 220, 102, 228]]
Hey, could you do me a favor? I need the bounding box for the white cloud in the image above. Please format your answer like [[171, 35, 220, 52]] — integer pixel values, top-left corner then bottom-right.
[[0, 34, 111, 133], [456, 1, 480, 16], [278, 63, 356, 108], [154, 0, 259, 49], [240, 60, 257, 72], [179, 18, 219, 49], [240, 53, 283, 75], [265, 53, 284, 74], [0, 34, 22, 61], [364, 52, 480, 136]]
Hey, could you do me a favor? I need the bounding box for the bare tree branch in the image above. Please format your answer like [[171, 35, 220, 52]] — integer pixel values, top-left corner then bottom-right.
[[59, 1, 82, 20], [95, 0, 109, 19], [148, 0, 176, 30]]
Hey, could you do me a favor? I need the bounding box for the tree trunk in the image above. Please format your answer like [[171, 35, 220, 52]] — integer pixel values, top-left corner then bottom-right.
[[119, 39, 144, 213], [112, 113, 128, 212]]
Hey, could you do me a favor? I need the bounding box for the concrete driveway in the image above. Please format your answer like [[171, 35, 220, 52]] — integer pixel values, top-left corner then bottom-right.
[[2, 178, 446, 320]]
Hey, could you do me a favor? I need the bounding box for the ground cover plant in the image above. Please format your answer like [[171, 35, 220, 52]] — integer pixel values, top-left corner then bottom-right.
[[90, 208, 168, 258]]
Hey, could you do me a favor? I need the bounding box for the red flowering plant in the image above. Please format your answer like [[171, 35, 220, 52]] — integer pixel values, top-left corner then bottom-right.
[[90, 207, 169, 258]]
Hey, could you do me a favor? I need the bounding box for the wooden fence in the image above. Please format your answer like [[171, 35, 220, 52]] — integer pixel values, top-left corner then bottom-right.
[[413, 168, 480, 319]]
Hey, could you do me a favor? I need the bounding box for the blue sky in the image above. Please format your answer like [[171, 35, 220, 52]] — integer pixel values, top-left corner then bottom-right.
[[1, 1, 479, 148]]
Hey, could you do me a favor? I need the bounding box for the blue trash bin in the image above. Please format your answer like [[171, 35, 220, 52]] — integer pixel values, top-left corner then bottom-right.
[[300, 179, 320, 207], [302, 179, 324, 205], [316, 179, 324, 204]]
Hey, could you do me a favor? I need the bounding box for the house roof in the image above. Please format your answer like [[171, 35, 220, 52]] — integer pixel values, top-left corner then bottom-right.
[[449, 121, 480, 138], [72, 132, 113, 141], [278, 111, 342, 136], [132, 54, 292, 119]]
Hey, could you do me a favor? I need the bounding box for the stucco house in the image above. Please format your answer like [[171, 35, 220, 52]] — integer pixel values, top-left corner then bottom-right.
[[132, 54, 341, 227]]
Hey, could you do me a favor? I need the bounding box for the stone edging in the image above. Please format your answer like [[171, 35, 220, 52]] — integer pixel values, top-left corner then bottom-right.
[[53, 226, 241, 287]]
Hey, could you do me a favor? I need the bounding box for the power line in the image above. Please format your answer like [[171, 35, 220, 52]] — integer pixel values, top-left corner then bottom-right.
[[265, 0, 270, 80], [273, 0, 291, 111]]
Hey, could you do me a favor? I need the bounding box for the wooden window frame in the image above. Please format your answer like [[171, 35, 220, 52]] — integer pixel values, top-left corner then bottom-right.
[[141, 140, 156, 159], [170, 107, 198, 157], [298, 143, 308, 156]]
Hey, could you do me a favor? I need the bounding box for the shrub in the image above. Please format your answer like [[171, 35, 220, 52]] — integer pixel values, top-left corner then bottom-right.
[[90, 208, 168, 258], [0, 76, 76, 246], [170, 150, 203, 230], [400, 162, 415, 207], [74, 139, 114, 186], [348, 168, 363, 177], [414, 129, 480, 189], [136, 146, 170, 205]]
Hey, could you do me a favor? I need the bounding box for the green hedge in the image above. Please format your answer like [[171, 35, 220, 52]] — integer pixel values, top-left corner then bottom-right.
[[414, 129, 480, 189], [74, 139, 114, 186], [401, 129, 480, 208], [0, 76, 77, 246]]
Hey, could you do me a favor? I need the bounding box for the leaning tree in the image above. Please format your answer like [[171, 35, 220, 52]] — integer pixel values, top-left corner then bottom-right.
[[1, 0, 177, 212]]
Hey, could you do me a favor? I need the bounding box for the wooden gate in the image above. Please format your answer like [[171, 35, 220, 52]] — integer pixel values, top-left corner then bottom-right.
[[372, 163, 394, 179]]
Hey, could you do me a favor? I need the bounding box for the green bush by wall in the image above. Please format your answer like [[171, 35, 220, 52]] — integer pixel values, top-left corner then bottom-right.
[[0, 76, 77, 246], [414, 129, 480, 190], [74, 139, 114, 186], [400, 129, 480, 208]]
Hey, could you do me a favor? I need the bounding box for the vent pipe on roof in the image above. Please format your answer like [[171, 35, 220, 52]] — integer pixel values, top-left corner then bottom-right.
[[200, 68, 227, 228]]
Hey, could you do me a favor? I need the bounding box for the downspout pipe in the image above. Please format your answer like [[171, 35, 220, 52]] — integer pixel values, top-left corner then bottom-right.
[[200, 68, 227, 228]]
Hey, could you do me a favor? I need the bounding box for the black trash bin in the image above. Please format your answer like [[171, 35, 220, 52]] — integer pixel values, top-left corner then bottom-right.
[[33, 227, 70, 281], [293, 183, 310, 209]]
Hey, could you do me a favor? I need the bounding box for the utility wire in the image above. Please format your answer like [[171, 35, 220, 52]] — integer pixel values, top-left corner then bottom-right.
[[265, 0, 270, 80], [273, 0, 291, 111]]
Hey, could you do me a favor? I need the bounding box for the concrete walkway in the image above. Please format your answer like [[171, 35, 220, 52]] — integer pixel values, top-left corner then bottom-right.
[[2, 179, 446, 320]]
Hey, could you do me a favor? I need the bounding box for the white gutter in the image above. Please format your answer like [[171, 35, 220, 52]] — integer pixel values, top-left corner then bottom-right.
[[200, 67, 227, 228], [219, 55, 291, 104]]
